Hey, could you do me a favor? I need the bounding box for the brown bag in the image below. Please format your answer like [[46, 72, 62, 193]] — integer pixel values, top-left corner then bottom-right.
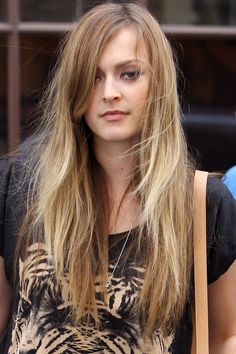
[[191, 170, 209, 354]]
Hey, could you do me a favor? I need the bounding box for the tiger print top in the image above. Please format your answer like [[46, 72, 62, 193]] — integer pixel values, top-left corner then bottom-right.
[[1, 158, 236, 353]]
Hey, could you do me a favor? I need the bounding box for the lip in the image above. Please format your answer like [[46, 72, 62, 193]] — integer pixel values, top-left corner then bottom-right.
[[100, 110, 128, 121]]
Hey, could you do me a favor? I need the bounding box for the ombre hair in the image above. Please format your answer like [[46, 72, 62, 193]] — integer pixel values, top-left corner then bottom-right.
[[20, 2, 195, 336]]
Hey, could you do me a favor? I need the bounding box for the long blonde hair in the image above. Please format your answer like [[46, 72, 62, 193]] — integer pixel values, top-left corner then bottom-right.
[[21, 2, 195, 336]]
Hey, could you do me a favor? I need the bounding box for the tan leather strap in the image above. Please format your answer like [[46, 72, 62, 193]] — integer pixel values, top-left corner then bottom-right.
[[191, 170, 209, 354]]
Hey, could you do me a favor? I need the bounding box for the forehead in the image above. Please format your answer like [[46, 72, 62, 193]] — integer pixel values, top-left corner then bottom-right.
[[98, 27, 149, 69]]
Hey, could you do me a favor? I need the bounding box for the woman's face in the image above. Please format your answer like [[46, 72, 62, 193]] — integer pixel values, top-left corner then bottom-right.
[[84, 27, 149, 147]]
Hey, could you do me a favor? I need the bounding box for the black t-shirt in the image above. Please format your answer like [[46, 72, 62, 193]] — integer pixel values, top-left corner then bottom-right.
[[1, 158, 236, 354]]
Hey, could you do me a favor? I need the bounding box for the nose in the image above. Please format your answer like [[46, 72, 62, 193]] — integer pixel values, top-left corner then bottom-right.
[[102, 78, 121, 101]]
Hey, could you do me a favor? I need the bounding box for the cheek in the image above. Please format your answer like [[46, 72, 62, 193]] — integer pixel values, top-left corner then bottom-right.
[[84, 92, 97, 123], [83, 113, 89, 128], [133, 85, 149, 109], [83, 107, 93, 130]]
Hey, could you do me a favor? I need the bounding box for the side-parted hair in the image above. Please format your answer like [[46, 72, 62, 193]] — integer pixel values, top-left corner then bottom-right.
[[21, 1, 195, 336]]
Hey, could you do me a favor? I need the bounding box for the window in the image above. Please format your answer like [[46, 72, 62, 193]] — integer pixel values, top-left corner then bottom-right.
[[0, 0, 7, 21], [172, 37, 236, 113], [1, 0, 236, 167], [149, 0, 236, 26], [20, 0, 82, 22], [20, 34, 59, 139]]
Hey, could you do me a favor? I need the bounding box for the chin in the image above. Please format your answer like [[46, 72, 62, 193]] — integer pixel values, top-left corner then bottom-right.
[[101, 134, 134, 144]]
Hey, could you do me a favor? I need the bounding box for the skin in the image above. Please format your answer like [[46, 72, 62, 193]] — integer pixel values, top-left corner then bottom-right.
[[0, 27, 236, 353], [85, 26, 236, 353], [0, 256, 12, 341], [85, 27, 149, 150], [85, 27, 149, 233], [208, 260, 236, 353]]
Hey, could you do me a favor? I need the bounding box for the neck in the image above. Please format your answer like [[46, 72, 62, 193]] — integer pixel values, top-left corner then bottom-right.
[[93, 139, 134, 193], [92, 138, 139, 234]]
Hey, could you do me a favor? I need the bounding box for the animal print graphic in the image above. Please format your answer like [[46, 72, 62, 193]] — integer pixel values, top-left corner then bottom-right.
[[8, 240, 174, 353]]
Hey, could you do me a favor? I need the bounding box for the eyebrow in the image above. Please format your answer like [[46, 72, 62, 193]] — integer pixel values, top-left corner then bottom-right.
[[97, 59, 144, 72]]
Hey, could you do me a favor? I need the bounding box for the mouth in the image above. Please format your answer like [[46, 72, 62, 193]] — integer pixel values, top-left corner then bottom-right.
[[100, 110, 128, 121]]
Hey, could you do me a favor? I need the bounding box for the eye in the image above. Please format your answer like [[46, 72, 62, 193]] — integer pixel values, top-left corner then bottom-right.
[[94, 74, 102, 84], [121, 69, 142, 81], [94, 70, 103, 84]]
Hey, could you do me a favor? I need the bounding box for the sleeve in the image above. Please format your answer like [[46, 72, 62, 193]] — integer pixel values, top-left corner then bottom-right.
[[206, 176, 236, 284], [0, 159, 12, 258]]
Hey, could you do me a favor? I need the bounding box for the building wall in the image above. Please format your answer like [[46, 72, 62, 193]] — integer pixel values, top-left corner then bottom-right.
[[0, 0, 236, 169]]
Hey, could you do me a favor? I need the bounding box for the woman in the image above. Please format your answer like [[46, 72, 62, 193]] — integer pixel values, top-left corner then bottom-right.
[[1, 2, 236, 353]]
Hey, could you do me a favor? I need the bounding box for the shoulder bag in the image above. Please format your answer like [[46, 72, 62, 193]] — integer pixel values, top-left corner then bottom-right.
[[191, 170, 209, 354]]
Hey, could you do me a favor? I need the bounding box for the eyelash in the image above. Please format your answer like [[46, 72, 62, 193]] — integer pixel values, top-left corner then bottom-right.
[[94, 75, 102, 83], [94, 69, 143, 83], [121, 69, 143, 80]]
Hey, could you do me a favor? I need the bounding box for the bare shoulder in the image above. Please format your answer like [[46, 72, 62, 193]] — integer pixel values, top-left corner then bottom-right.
[[208, 260, 236, 352], [0, 256, 12, 341]]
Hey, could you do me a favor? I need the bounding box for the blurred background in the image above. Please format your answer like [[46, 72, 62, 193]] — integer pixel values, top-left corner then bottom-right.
[[0, 0, 236, 171]]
